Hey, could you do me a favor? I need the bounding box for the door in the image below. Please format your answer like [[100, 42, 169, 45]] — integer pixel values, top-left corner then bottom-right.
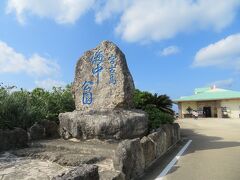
[[203, 107, 212, 117]]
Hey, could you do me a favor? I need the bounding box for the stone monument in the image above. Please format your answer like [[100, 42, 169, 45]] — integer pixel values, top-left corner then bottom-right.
[[59, 41, 148, 140]]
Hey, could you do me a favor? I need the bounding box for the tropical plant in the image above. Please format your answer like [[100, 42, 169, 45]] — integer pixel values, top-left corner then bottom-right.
[[186, 106, 193, 114], [134, 89, 174, 114], [145, 104, 175, 129], [0, 84, 75, 130], [133, 89, 175, 129]]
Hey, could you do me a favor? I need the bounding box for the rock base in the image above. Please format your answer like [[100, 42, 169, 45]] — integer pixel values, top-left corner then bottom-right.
[[59, 109, 148, 140], [4, 123, 181, 180], [52, 164, 99, 180]]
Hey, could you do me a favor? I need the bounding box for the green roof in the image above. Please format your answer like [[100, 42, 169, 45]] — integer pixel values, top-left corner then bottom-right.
[[174, 87, 240, 102]]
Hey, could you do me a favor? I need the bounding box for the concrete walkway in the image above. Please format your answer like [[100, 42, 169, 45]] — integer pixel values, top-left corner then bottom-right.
[[165, 118, 240, 180]]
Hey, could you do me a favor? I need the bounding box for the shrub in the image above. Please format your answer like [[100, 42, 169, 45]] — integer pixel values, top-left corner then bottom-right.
[[145, 105, 175, 129], [0, 85, 174, 131], [133, 89, 175, 130], [0, 84, 74, 130], [134, 89, 174, 115]]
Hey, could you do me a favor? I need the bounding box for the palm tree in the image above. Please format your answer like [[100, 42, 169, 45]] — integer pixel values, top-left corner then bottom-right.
[[134, 89, 174, 115], [155, 94, 174, 115]]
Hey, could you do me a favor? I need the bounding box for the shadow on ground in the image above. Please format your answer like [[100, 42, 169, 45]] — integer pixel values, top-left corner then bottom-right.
[[165, 128, 240, 177], [181, 128, 240, 154]]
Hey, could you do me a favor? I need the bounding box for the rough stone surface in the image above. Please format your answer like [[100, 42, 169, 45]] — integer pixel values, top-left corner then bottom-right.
[[29, 139, 118, 158], [52, 164, 99, 180], [0, 152, 70, 180], [29, 120, 59, 140], [140, 136, 155, 168], [59, 109, 148, 140], [112, 124, 181, 180], [0, 123, 181, 180], [162, 124, 174, 149], [39, 120, 60, 139], [99, 171, 125, 180], [72, 41, 135, 111], [173, 123, 181, 142], [148, 129, 167, 158], [12, 148, 103, 167], [0, 128, 28, 152], [114, 138, 145, 180], [29, 123, 45, 140]]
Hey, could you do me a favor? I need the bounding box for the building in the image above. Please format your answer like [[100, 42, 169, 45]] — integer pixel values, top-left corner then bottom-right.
[[174, 86, 240, 118]]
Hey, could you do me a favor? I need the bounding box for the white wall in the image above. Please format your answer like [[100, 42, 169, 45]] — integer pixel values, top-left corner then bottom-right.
[[221, 99, 240, 118], [181, 101, 197, 114]]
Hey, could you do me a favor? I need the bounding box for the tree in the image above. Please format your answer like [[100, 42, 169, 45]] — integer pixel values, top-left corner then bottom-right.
[[134, 89, 174, 115], [133, 89, 175, 129], [186, 106, 193, 114]]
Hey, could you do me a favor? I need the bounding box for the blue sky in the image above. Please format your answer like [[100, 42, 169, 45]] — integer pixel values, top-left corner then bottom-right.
[[0, 0, 240, 102]]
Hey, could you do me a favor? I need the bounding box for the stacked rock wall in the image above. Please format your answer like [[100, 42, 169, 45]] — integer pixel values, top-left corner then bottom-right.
[[113, 123, 180, 180]]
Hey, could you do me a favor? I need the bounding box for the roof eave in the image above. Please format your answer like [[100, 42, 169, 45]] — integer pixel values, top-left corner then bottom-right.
[[174, 97, 240, 103]]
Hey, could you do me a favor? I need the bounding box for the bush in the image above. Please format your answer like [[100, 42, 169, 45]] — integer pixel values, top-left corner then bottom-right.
[[133, 89, 175, 130], [0, 84, 74, 130], [133, 89, 174, 115], [145, 105, 175, 129], [0, 85, 174, 131]]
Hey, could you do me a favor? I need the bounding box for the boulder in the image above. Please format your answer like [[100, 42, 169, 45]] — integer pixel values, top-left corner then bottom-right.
[[99, 171, 125, 180], [59, 109, 148, 140], [52, 164, 99, 180], [29, 123, 44, 140], [148, 129, 167, 158], [39, 120, 59, 139], [14, 128, 29, 148], [59, 41, 148, 140], [29, 120, 60, 140], [72, 41, 135, 111], [140, 136, 156, 168], [162, 124, 174, 149], [113, 138, 145, 180], [0, 128, 28, 151], [173, 123, 181, 142]]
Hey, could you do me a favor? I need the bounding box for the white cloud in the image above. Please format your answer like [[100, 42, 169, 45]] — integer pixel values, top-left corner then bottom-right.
[[193, 33, 240, 70], [0, 41, 60, 77], [6, 0, 95, 24], [35, 79, 66, 90], [100, 0, 240, 43], [6, 0, 240, 43], [95, 0, 131, 24], [159, 46, 180, 56], [209, 78, 234, 88]]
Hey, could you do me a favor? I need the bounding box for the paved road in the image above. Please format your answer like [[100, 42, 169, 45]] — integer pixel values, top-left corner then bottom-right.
[[143, 118, 240, 180]]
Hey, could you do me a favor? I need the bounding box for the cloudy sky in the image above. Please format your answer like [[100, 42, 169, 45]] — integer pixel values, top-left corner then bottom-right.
[[0, 0, 240, 100]]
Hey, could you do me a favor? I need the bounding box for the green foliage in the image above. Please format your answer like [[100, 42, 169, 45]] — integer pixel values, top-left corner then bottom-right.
[[133, 89, 174, 115], [145, 105, 174, 129], [133, 89, 175, 129], [0, 84, 174, 131], [0, 84, 74, 130]]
